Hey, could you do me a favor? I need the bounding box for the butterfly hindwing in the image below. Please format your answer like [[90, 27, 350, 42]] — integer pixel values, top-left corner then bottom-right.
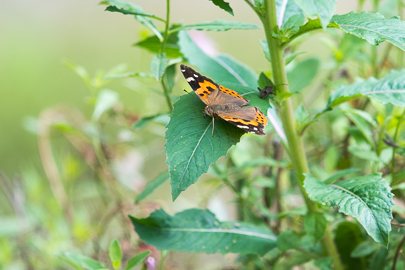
[[216, 106, 267, 135]]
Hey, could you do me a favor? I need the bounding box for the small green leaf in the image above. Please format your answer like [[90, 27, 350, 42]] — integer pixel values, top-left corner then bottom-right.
[[276, 0, 305, 27], [102, 0, 163, 40], [133, 114, 169, 129], [109, 240, 122, 270], [351, 241, 379, 258], [62, 252, 107, 270], [135, 172, 169, 203], [93, 89, 119, 120], [151, 53, 168, 80], [332, 12, 405, 51], [166, 94, 243, 199], [294, 0, 336, 28], [304, 212, 327, 240], [335, 221, 367, 270], [287, 58, 319, 93], [173, 20, 258, 32], [130, 208, 276, 254], [209, 0, 233, 15], [327, 69, 405, 108], [163, 64, 177, 93], [135, 31, 182, 58], [125, 251, 150, 270], [304, 174, 393, 244]]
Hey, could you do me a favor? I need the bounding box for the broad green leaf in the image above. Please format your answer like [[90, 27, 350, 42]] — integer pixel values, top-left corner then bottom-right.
[[304, 174, 393, 244], [102, 0, 163, 40], [135, 32, 182, 58], [130, 208, 276, 254], [332, 12, 405, 51], [294, 0, 336, 28], [173, 20, 258, 32], [287, 58, 319, 93], [125, 251, 150, 270], [178, 31, 258, 88], [166, 94, 243, 199], [135, 172, 169, 203], [209, 0, 233, 15], [62, 252, 108, 270], [335, 221, 367, 270], [108, 240, 122, 270], [327, 70, 405, 108]]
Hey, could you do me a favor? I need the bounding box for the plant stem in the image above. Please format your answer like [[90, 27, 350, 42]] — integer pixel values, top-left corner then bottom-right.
[[261, 0, 314, 211], [260, 1, 344, 269], [160, 0, 173, 112]]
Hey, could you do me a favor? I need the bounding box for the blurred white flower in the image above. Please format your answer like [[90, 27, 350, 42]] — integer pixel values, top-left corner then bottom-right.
[[189, 31, 218, 56]]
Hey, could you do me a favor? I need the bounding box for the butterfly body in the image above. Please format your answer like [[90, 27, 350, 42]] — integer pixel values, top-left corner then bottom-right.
[[180, 64, 268, 135]]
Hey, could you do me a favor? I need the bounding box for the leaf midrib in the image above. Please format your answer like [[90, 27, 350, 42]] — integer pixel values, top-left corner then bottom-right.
[[178, 122, 212, 185], [159, 227, 276, 241]]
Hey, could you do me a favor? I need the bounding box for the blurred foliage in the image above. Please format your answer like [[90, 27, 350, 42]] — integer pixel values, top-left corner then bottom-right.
[[1, 0, 405, 269]]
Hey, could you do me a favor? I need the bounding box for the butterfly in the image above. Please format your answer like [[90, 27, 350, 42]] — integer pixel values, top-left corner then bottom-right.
[[180, 64, 268, 135]]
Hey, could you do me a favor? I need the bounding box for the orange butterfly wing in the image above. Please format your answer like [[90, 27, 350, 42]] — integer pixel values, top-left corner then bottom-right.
[[180, 64, 268, 135]]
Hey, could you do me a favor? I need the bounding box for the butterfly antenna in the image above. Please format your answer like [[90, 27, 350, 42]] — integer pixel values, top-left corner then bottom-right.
[[211, 116, 215, 136], [183, 89, 190, 93]]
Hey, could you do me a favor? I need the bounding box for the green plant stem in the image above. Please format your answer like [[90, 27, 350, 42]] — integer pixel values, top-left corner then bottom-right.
[[391, 109, 405, 185], [261, 0, 314, 211], [260, 1, 344, 269], [160, 0, 173, 112]]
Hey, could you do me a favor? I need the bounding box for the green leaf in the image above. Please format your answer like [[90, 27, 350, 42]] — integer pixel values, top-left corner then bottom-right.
[[135, 32, 182, 58], [342, 108, 375, 145], [62, 252, 108, 270], [304, 174, 393, 244], [102, 0, 163, 40], [151, 53, 168, 80], [130, 208, 276, 254], [135, 172, 169, 203], [166, 94, 243, 199], [335, 221, 367, 270], [276, 0, 305, 27], [109, 240, 122, 270], [173, 20, 258, 32], [209, 0, 233, 15], [92, 89, 119, 120], [163, 64, 177, 92], [327, 69, 405, 108], [351, 241, 379, 258], [287, 58, 319, 93], [294, 0, 336, 28], [332, 12, 405, 51], [178, 31, 258, 88], [304, 212, 327, 241], [125, 251, 150, 270], [133, 114, 169, 129]]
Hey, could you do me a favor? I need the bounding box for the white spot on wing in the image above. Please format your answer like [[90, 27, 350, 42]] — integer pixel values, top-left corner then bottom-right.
[[181, 69, 186, 72], [186, 77, 195, 82], [237, 125, 250, 129], [193, 74, 199, 78]]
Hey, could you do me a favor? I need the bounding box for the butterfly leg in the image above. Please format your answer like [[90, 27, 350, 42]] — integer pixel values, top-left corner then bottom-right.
[[211, 116, 215, 136]]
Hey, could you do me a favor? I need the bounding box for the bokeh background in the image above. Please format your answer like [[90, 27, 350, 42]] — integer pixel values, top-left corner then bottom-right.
[[1, 0, 398, 269]]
